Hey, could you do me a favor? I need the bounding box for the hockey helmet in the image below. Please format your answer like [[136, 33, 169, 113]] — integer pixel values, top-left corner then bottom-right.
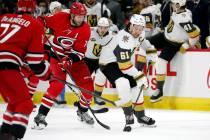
[[17, 0, 36, 13], [171, 0, 186, 7], [49, 1, 62, 14], [130, 14, 146, 27], [97, 17, 110, 27], [70, 2, 87, 16]]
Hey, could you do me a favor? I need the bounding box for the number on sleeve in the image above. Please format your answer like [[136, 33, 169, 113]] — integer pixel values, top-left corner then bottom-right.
[[179, 22, 195, 33]]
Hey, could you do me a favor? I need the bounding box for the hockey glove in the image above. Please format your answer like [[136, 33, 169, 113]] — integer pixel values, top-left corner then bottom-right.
[[58, 56, 73, 71], [134, 72, 148, 89]]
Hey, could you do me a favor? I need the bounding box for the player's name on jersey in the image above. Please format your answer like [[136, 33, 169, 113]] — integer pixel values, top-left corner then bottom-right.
[[1, 16, 31, 27]]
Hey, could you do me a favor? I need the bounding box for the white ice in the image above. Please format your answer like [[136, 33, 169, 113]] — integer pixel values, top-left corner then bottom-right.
[[0, 104, 210, 140]]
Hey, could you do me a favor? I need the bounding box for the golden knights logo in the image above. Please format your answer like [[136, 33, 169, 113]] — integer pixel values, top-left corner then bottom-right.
[[92, 43, 102, 57], [87, 15, 98, 27], [122, 35, 129, 42]]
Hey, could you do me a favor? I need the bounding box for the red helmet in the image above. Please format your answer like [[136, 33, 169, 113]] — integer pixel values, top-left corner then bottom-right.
[[17, 0, 36, 13], [70, 2, 87, 16]]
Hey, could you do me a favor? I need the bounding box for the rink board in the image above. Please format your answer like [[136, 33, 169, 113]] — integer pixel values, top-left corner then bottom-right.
[[0, 50, 210, 111], [1, 92, 210, 111]]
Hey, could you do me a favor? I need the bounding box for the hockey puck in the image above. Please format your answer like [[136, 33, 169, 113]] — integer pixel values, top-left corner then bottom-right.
[[123, 126, 132, 132]]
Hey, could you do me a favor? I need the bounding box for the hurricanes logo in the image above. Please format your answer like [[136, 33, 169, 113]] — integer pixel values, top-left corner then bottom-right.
[[57, 36, 76, 50], [207, 69, 210, 89], [87, 15, 98, 27], [93, 43, 102, 57]]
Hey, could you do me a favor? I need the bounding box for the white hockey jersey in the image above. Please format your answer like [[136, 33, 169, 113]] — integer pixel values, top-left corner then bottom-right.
[[84, 2, 111, 27], [85, 27, 114, 59], [140, 4, 162, 38], [99, 29, 153, 77], [164, 9, 199, 44]]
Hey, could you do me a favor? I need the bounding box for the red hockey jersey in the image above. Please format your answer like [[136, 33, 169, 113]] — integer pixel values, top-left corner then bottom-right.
[[42, 12, 90, 59], [0, 14, 45, 66]]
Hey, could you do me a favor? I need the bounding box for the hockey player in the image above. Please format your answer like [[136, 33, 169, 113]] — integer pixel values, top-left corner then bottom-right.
[[49, 1, 62, 14], [98, 14, 156, 127], [0, 0, 50, 139], [33, 2, 95, 129], [84, 0, 111, 27], [83, 17, 114, 111], [140, 0, 162, 38], [49, 1, 69, 15], [93, 20, 157, 113], [149, 0, 201, 102]]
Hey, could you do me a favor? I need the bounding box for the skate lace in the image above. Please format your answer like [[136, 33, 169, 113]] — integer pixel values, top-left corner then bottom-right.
[[140, 116, 151, 122]]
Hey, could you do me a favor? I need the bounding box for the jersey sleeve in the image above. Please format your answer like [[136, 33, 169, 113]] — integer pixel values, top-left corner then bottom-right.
[[141, 13, 153, 29], [26, 20, 50, 79], [25, 20, 45, 65], [179, 21, 200, 38], [178, 11, 200, 39]]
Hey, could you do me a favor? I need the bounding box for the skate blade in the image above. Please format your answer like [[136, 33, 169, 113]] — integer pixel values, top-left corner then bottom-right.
[[139, 123, 157, 128], [77, 118, 94, 127], [31, 124, 46, 130]]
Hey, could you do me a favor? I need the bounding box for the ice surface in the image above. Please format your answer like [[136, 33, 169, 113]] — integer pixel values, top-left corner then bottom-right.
[[0, 104, 210, 140]]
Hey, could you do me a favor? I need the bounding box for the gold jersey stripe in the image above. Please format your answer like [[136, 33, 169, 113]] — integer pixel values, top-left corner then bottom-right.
[[120, 101, 132, 107], [146, 49, 157, 54], [146, 23, 153, 29], [133, 103, 145, 111], [134, 73, 144, 81], [156, 74, 166, 81], [94, 84, 105, 92], [137, 55, 146, 63], [118, 61, 133, 70], [188, 29, 200, 38]]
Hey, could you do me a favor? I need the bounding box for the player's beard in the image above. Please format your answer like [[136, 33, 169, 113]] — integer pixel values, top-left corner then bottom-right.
[[71, 18, 83, 27]]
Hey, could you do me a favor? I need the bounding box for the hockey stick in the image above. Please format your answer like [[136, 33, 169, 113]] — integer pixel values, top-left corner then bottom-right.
[[45, 36, 112, 130], [52, 75, 110, 130], [51, 76, 116, 106]]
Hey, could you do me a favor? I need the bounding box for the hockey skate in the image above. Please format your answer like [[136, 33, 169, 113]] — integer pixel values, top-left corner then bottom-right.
[[137, 115, 156, 127], [134, 111, 156, 127], [77, 109, 94, 125], [150, 90, 163, 103], [125, 114, 134, 126], [32, 114, 48, 130], [123, 114, 134, 132]]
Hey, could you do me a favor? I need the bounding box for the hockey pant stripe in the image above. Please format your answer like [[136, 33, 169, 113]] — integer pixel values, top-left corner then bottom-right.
[[3, 111, 13, 125], [41, 95, 54, 109], [12, 113, 29, 128], [79, 94, 91, 108]]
